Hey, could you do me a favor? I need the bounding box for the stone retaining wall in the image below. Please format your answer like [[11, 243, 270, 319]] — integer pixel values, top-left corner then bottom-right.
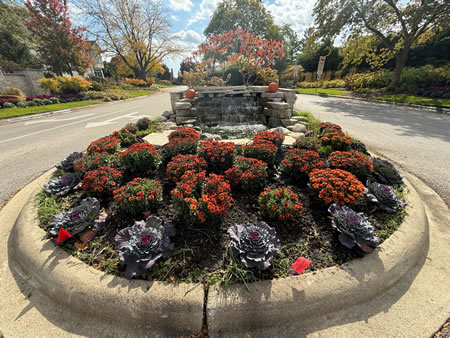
[[170, 86, 297, 128], [0, 68, 47, 96]]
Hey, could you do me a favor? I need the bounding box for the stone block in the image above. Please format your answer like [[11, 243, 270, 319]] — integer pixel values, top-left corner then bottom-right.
[[267, 102, 289, 110], [268, 98, 283, 102], [261, 92, 284, 98], [162, 110, 171, 118], [176, 109, 197, 118], [176, 116, 197, 124], [280, 119, 295, 127], [289, 132, 305, 139], [291, 116, 308, 122], [290, 123, 307, 133], [247, 86, 267, 93], [175, 102, 192, 110], [268, 117, 281, 128], [275, 109, 292, 119]]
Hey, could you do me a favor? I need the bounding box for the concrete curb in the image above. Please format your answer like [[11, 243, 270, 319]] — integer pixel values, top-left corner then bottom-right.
[[8, 171, 203, 335], [207, 175, 428, 334], [5, 169, 435, 336], [296, 92, 450, 114]]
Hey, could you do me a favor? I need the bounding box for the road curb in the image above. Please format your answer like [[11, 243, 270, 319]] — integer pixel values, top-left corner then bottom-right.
[[206, 173, 428, 334], [4, 169, 440, 336], [7, 170, 203, 335], [296, 92, 450, 114]]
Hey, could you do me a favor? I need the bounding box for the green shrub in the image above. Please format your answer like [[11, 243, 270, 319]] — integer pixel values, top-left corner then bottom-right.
[[113, 178, 162, 215], [2, 102, 16, 108], [298, 79, 346, 88], [16, 101, 27, 108], [159, 80, 171, 86], [42, 99, 52, 105], [33, 98, 44, 106], [50, 97, 60, 104], [136, 117, 151, 130], [344, 71, 391, 90], [119, 143, 161, 174]]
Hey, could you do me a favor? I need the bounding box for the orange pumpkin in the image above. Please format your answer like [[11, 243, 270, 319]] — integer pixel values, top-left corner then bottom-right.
[[186, 89, 196, 99], [267, 82, 279, 93]]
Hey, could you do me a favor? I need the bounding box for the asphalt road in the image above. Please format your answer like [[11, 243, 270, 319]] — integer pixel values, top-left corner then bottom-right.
[[0, 88, 178, 206], [295, 94, 450, 206]]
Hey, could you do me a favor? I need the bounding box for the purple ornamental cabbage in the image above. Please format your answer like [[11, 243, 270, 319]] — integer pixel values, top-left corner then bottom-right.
[[56, 152, 83, 171], [228, 221, 281, 270], [328, 203, 379, 253], [366, 181, 407, 213], [49, 197, 103, 237], [115, 216, 176, 279], [372, 157, 403, 185], [44, 172, 82, 196]]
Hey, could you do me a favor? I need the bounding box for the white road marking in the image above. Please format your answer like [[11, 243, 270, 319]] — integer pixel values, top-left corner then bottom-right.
[[85, 112, 140, 128], [24, 114, 95, 125], [0, 105, 146, 144]]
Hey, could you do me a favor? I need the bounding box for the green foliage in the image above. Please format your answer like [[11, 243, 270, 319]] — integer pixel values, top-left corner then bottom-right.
[[298, 79, 346, 88], [318, 145, 333, 157], [344, 71, 392, 90], [204, 0, 283, 40], [0, 31, 40, 68]]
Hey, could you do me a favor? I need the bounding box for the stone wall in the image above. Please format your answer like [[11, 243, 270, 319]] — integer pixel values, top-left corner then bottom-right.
[[170, 86, 297, 128], [0, 69, 48, 96]]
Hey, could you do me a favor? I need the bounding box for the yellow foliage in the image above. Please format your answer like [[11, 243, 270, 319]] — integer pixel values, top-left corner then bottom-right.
[[5, 87, 26, 101], [38, 76, 92, 94]]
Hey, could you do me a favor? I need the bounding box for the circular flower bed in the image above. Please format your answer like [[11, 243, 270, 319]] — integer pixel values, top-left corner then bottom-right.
[[37, 120, 407, 286]]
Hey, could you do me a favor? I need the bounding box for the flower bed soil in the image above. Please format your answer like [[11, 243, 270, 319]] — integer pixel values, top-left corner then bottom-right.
[[40, 146, 403, 285]]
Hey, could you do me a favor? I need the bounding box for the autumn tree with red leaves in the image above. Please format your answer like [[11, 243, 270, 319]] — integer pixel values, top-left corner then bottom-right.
[[25, 0, 92, 76], [189, 29, 285, 85]]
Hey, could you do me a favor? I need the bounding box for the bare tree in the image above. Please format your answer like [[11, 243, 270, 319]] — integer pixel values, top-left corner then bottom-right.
[[80, 0, 182, 79]]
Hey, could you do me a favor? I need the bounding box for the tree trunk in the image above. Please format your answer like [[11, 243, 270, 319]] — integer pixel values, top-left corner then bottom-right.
[[135, 68, 147, 80], [389, 44, 411, 89]]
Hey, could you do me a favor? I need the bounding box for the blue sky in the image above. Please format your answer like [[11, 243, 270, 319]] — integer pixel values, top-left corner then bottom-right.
[[165, 0, 317, 74]]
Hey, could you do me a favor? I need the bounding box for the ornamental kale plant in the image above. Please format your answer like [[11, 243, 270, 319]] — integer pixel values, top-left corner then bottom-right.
[[328, 203, 380, 253], [365, 181, 407, 213], [44, 172, 82, 196], [56, 152, 83, 171], [115, 216, 176, 279], [48, 197, 105, 238], [372, 157, 404, 185], [228, 221, 281, 270]]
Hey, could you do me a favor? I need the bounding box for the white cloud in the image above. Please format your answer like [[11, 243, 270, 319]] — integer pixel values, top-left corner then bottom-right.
[[172, 29, 204, 47], [168, 29, 205, 75], [169, 0, 193, 12], [265, 0, 316, 36], [186, 0, 221, 28]]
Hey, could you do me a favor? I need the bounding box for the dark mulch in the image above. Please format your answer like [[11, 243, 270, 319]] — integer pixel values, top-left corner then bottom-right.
[[51, 148, 401, 285]]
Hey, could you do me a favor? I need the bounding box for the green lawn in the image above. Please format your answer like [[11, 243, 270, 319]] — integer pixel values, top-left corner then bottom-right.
[[296, 88, 350, 95], [126, 90, 155, 98], [0, 100, 104, 119], [376, 94, 450, 108]]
